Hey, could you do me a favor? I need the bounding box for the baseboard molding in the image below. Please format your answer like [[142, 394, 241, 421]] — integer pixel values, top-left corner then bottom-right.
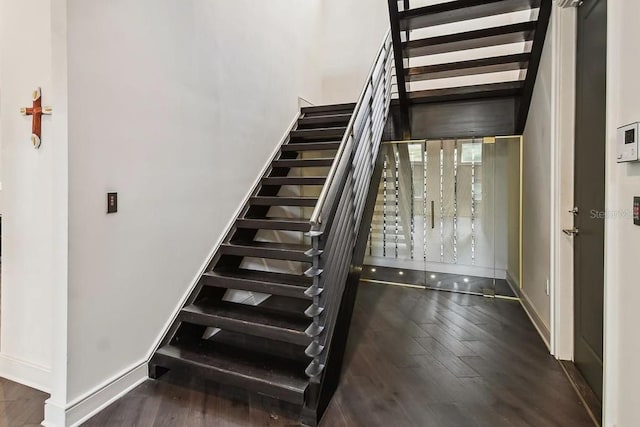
[[558, 360, 602, 427], [0, 353, 51, 393], [42, 362, 148, 427], [512, 286, 552, 349], [43, 400, 66, 427], [505, 270, 520, 293]]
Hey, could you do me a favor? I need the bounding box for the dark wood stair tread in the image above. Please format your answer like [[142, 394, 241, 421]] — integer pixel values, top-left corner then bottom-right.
[[406, 53, 530, 82], [281, 142, 342, 152], [153, 341, 308, 404], [250, 196, 318, 207], [290, 127, 347, 141], [403, 21, 537, 58], [409, 81, 525, 104], [202, 267, 312, 300], [399, 0, 542, 31], [220, 241, 312, 262], [236, 218, 311, 232], [181, 301, 311, 346], [262, 176, 326, 186], [257, 295, 311, 315], [271, 158, 334, 168], [206, 267, 312, 287], [210, 329, 309, 363], [298, 114, 351, 127], [300, 103, 356, 115]]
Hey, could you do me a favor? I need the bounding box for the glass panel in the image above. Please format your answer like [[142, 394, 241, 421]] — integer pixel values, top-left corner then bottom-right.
[[482, 139, 497, 296], [493, 137, 522, 297], [420, 138, 496, 295], [363, 143, 425, 286], [364, 138, 521, 298]]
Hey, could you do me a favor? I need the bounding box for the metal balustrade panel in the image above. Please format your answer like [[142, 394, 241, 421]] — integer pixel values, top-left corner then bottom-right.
[[303, 32, 393, 385]]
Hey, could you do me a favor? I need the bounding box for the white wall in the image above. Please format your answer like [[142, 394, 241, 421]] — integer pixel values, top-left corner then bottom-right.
[[522, 16, 553, 337], [520, 7, 576, 351], [0, 1, 394, 424], [506, 138, 521, 287], [604, 2, 640, 425], [0, 0, 66, 392], [320, 0, 389, 103], [62, 0, 325, 412]]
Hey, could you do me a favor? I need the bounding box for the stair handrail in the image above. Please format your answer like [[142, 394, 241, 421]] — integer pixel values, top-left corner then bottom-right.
[[309, 29, 393, 229], [301, 29, 394, 417]]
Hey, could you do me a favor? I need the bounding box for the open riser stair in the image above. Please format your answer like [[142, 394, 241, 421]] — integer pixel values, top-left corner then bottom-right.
[[388, 0, 552, 137], [150, 33, 394, 426], [149, 3, 553, 421], [151, 103, 354, 407]]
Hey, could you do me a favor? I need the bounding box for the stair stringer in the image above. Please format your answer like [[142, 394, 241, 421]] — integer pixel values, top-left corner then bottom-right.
[[300, 139, 387, 427], [148, 111, 302, 359]]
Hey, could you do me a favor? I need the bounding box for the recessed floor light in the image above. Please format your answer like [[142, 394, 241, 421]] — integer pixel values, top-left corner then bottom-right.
[[399, 271, 404, 276], [430, 274, 437, 279], [463, 278, 470, 283], [371, 268, 377, 272]]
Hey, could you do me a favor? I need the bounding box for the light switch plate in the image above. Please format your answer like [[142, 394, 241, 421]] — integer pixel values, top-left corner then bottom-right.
[[107, 192, 118, 214]]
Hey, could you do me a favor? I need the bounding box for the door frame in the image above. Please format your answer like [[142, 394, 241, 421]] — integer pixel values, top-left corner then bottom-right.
[[552, 0, 609, 418], [549, 6, 579, 362]]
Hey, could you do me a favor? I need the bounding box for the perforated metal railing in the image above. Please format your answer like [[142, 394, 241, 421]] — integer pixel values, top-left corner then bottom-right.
[[302, 30, 393, 385]]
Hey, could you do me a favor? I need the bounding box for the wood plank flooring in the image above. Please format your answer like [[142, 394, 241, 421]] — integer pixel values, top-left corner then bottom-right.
[[559, 360, 602, 426], [0, 377, 47, 427], [83, 283, 594, 426]]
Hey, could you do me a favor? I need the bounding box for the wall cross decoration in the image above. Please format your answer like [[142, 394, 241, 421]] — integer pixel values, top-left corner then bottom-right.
[[20, 87, 52, 149]]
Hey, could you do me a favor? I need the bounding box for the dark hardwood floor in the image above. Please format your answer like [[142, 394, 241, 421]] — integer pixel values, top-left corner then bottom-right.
[[0, 377, 48, 426], [84, 283, 594, 426], [559, 360, 602, 426]]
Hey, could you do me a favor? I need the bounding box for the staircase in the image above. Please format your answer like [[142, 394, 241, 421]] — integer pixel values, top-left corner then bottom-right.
[[388, 0, 552, 137], [149, 2, 554, 421], [150, 33, 393, 426], [150, 102, 355, 407]]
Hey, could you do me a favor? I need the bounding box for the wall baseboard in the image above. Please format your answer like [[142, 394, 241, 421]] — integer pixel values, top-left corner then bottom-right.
[[512, 286, 552, 349], [505, 270, 520, 292], [42, 362, 148, 427], [0, 353, 51, 393]]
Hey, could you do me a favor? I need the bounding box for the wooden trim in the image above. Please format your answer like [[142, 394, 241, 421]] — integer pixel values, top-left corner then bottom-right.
[[398, 0, 542, 30], [387, 0, 411, 138], [406, 53, 530, 82], [0, 354, 51, 393], [512, 284, 552, 349], [559, 360, 602, 426], [516, 0, 553, 132], [403, 21, 536, 58], [408, 81, 524, 104]]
